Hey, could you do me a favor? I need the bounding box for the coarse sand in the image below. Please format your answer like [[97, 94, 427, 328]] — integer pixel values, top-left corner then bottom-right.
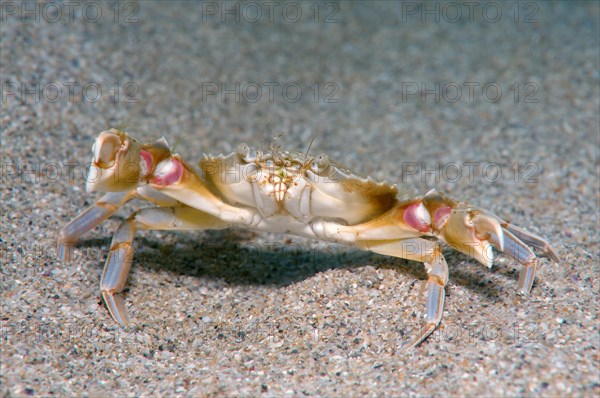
[[1, 2, 598, 396]]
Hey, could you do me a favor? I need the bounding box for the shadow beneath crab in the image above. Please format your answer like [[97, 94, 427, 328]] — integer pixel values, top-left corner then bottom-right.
[[69, 228, 508, 300], [375, 250, 506, 300], [136, 229, 386, 287]]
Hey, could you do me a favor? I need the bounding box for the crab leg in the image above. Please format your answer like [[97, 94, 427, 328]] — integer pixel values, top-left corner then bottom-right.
[[57, 186, 182, 262], [496, 228, 541, 294], [504, 224, 560, 263], [310, 215, 452, 349], [356, 238, 449, 349], [58, 190, 136, 262], [408, 245, 449, 349], [149, 155, 263, 227], [101, 206, 229, 325]]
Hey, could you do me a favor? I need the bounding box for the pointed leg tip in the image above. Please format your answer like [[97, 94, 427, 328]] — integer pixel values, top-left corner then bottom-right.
[[399, 343, 416, 353], [102, 291, 131, 326], [547, 247, 561, 263], [57, 242, 74, 262], [517, 266, 536, 295], [402, 322, 438, 351]]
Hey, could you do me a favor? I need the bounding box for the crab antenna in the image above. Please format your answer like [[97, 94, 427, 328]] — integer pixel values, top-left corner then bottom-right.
[[271, 133, 283, 148], [304, 136, 316, 162], [257, 119, 273, 154], [269, 133, 285, 163]]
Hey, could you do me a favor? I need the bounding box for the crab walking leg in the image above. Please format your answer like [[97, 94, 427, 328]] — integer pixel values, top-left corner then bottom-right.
[[101, 206, 229, 325], [498, 224, 559, 294], [408, 246, 448, 348], [58, 186, 179, 262], [58, 190, 135, 262], [356, 238, 449, 348], [504, 224, 561, 263], [499, 228, 539, 294]]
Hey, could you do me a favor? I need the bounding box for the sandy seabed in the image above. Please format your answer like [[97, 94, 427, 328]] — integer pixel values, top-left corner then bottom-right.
[[1, 1, 598, 396]]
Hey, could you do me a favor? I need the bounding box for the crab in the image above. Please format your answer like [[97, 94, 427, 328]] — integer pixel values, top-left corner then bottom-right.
[[57, 129, 559, 348]]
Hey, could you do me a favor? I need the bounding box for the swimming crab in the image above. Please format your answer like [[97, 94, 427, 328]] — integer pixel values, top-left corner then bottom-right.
[[57, 129, 559, 348]]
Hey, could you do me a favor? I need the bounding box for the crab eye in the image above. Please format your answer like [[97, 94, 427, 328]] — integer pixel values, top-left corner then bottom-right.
[[316, 153, 329, 166], [311, 153, 330, 175], [237, 143, 258, 162], [237, 143, 250, 157]]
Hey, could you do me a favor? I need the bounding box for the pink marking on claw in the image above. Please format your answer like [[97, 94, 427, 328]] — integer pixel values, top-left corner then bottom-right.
[[433, 206, 452, 230], [403, 202, 431, 233], [140, 150, 153, 177], [152, 158, 183, 186]]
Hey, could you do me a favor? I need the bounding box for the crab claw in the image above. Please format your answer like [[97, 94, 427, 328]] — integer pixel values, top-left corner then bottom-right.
[[471, 211, 561, 294], [423, 190, 495, 268], [423, 190, 559, 294], [86, 129, 143, 193], [440, 209, 498, 268]]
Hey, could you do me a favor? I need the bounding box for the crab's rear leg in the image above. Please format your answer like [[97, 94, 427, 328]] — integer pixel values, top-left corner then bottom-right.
[[101, 206, 229, 325], [58, 190, 135, 262]]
